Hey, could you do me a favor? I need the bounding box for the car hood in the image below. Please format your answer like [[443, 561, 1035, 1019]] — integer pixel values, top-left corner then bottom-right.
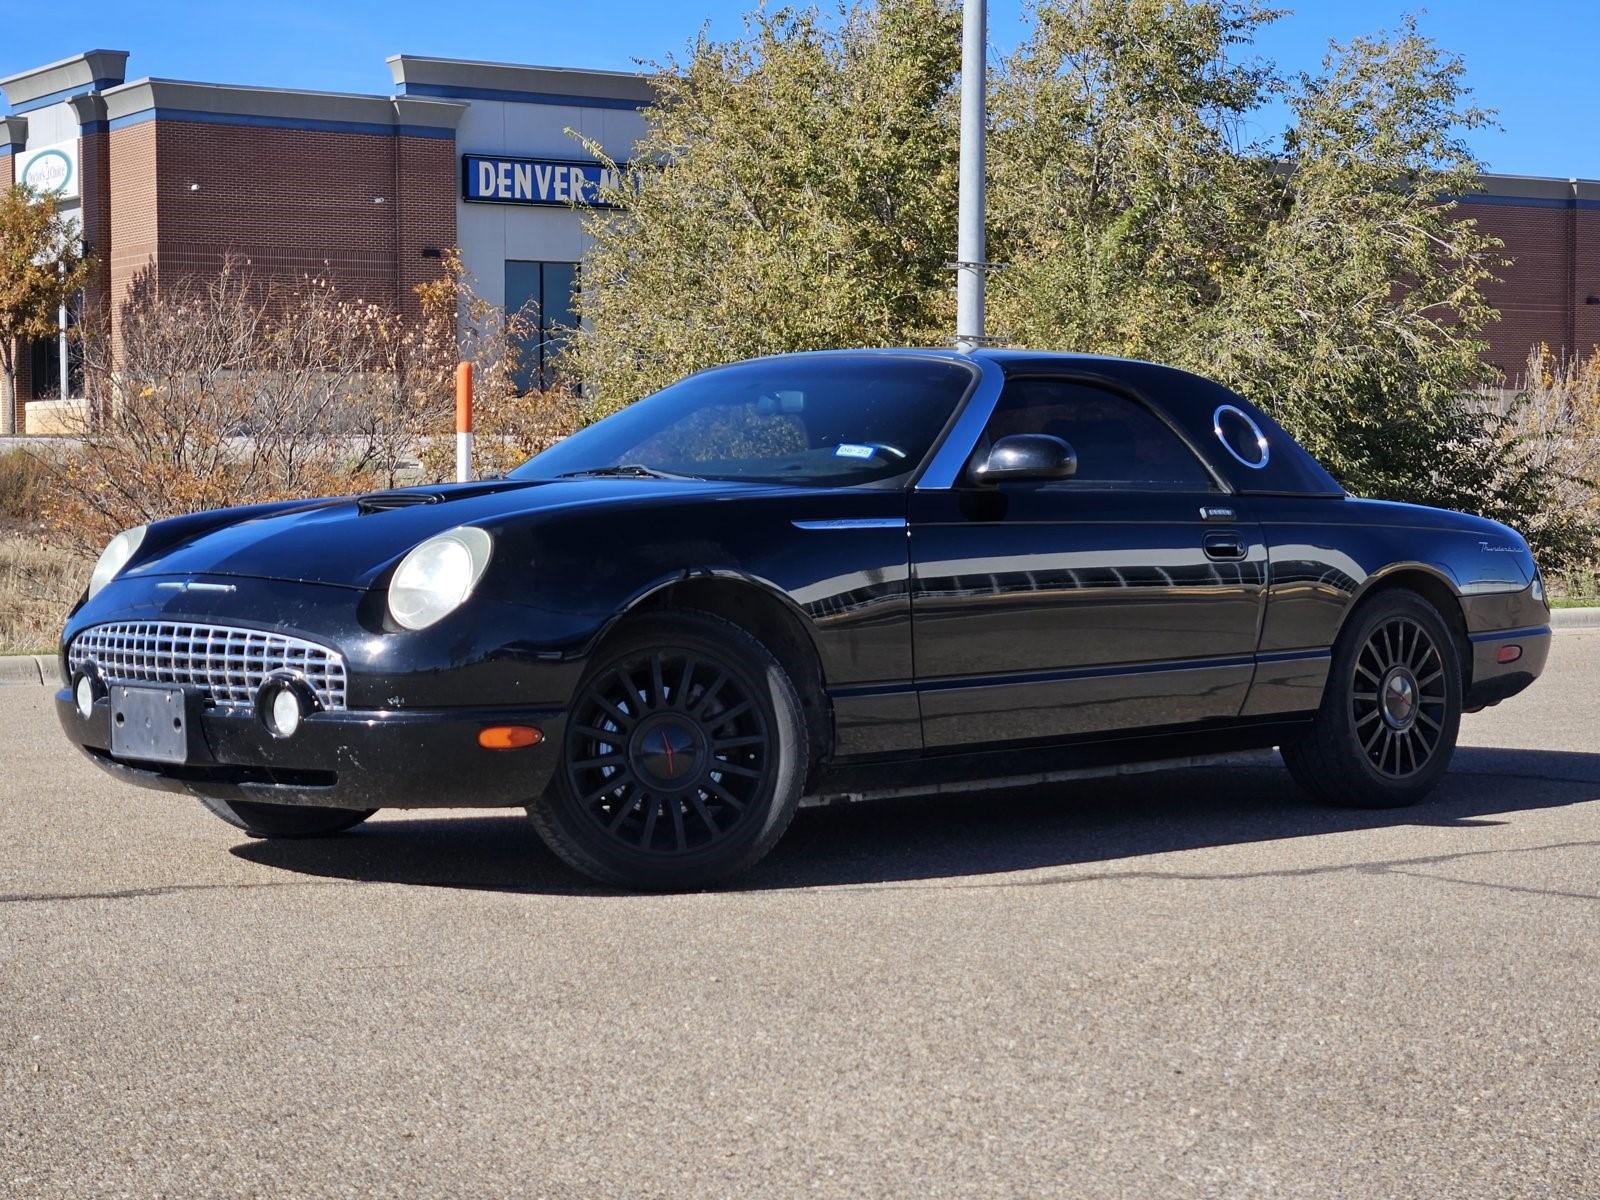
[[123, 477, 762, 589]]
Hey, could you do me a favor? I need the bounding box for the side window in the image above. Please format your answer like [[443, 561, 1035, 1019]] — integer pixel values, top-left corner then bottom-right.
[[983, 378, 1215, 489]]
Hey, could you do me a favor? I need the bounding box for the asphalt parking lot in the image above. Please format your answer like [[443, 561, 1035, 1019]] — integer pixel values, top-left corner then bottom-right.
[[3, 634, 1598, 1199]]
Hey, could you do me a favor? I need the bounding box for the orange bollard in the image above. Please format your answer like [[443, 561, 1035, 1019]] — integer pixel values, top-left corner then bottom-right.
[[455, 362, 474, 483]]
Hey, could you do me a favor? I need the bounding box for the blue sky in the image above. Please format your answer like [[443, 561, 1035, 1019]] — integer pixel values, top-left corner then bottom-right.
[[3, 1, 1594, 178]]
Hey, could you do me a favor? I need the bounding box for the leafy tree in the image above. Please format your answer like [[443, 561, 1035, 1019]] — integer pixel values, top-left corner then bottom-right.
[[1205, 17, 1505, 511], [986, 0, 1282, 360], [0, 184, 90, 435], [990, 5, 1510, 513], [569, 0, 1559, 539], [571, 0, 962, 413]]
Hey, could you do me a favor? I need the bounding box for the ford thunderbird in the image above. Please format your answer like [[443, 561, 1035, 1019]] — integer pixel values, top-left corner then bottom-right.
[[57, 350, 1550, 888]]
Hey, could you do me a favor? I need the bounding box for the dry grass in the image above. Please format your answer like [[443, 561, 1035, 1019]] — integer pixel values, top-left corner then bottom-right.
[[0, 528, 88, 656], [0, 448, 48, 522]]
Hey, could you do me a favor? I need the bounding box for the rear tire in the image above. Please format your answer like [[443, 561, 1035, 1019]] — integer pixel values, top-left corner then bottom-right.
[[1281, 588, 1463, 809], [527, 611, 808, 890], [200, 797, 376, 838]]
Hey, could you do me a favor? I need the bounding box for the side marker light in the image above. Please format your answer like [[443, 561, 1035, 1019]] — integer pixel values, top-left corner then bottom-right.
[[479, 725, 542, 750]]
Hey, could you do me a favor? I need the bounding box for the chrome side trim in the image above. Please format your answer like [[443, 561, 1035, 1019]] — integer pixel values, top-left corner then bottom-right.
[[800, 749, 1277, 807], [792, 518, 908, 530], [155, 580, 237, 593], [914, 353, 1007, 490]]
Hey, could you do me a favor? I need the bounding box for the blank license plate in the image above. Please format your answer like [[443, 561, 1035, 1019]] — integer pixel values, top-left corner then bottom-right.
[[110, 685, 190, 764]]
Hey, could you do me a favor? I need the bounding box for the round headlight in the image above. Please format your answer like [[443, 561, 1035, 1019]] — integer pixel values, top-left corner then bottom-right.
[[387, 526, 494, 631], [87, 525, 148, 600]]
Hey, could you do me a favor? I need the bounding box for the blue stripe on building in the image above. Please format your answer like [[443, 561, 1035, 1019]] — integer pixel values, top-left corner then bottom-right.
[[10, 77, 123, 113], [105, 108, 456, 139], [397, 81, 646, 111], [1452, 192, 1600, 212]]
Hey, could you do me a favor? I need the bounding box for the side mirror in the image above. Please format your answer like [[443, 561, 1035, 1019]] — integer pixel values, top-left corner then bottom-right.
[[972, 434, 1078, 485]]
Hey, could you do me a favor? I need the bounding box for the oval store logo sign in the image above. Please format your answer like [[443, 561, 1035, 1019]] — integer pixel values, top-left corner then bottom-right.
[[16, 140, 79, 200]]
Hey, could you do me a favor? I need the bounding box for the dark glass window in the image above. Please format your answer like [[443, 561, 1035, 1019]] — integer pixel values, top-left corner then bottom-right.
[[983, 378, 1214, 489], [505, 261, 579, 392], [27, 306, 83, 401], [514, 355, 975, 487]]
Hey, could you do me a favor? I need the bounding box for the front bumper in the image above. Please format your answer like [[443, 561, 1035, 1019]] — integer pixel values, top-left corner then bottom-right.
[[57, 687, 566, 810]]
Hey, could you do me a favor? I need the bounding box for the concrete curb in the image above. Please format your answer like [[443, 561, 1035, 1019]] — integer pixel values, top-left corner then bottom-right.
[[1551, 607, 1600, 630], [0, 655, 50, 686]]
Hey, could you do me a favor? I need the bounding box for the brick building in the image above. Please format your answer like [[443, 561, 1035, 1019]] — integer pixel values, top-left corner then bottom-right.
[[1, 48, 1597, 435], [0, 49, 650, 433], [1458, 177, 1600, 378]]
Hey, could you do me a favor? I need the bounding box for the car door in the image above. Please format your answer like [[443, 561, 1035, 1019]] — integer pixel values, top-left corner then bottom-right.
[[909, 374, 1267, 749]]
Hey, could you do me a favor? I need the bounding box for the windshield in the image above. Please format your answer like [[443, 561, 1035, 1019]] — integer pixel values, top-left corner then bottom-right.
[[513, 355, 977, 487]]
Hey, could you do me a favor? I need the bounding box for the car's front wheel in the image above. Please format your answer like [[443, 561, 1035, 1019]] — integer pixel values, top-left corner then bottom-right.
[[200, 797, 377, 838], [1281, 588, 1463, 809], [527, 611, 808, 890]]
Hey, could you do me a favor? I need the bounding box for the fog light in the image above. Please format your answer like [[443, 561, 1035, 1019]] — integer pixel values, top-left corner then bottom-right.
[[75, 674, 95, 719], [267, 686, 304, 739]]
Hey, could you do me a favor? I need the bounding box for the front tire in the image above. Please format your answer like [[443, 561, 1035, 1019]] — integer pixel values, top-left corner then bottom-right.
[[200, 797, 377, 838], [527, 612, 808, 890], [1281, 588, 1463, 809]]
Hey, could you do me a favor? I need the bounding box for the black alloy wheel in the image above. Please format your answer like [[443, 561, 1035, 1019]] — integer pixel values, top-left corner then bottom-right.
[[1281, 588, 1463, 809], [527, 611, 808, 889], [565, 648, 770, 856], [1351, 615, 1449, 779]]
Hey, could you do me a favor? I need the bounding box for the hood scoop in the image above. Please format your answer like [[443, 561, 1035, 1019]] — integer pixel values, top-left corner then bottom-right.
[[356, 490, 445, 513]]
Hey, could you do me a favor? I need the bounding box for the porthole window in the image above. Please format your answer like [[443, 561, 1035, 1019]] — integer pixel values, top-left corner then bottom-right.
[[1213, 404, 1269, 469]]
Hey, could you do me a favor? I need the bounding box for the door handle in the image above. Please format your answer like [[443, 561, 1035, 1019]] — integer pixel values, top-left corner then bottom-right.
[[1203, 532, 1247, 561]]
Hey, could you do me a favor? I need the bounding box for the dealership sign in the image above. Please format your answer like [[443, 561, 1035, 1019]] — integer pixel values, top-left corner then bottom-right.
[[14, 139, 79, 200], [462, 154, 624, 207]]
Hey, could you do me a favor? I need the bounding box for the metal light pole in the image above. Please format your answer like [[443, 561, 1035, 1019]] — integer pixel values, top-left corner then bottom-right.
[[59, 261, 70, 409], [954, 0, 987, 351]]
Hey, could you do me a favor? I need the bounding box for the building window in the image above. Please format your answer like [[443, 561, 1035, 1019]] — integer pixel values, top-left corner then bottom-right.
[[27, 304, 83, 402], [504, 261, 578, 393]]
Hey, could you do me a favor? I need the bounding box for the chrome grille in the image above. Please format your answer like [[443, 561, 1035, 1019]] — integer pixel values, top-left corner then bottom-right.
[[69, 621, 348, 712]]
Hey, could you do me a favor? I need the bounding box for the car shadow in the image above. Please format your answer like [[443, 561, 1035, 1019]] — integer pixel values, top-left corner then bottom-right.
[[229, 746, 1600, 895]]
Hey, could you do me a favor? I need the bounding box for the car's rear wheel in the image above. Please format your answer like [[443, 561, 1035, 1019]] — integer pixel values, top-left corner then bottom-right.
[[1281, 588, 1463, 809], [200, 797, 377, 838], [527, 612, 808, 890]]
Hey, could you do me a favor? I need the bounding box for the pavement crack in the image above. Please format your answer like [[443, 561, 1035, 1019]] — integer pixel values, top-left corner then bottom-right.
[[1386, 868, 1600, 903], [0, 880, 359, 905], [828, 838, 1600, 896]]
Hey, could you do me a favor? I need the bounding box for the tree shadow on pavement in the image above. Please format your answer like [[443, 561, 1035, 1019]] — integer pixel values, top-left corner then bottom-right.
[[229, 745, 1600, 895]]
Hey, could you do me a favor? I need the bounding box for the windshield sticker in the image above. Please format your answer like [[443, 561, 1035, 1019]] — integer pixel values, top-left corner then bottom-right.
[[834, 443, 876, 460]]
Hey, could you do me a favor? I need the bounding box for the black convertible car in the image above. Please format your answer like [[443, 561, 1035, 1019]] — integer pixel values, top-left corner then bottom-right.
[[58, 349, 1550, 888]]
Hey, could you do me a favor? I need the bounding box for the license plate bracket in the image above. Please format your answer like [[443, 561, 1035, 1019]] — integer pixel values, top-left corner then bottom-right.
[[110, 684, 190, 764]]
